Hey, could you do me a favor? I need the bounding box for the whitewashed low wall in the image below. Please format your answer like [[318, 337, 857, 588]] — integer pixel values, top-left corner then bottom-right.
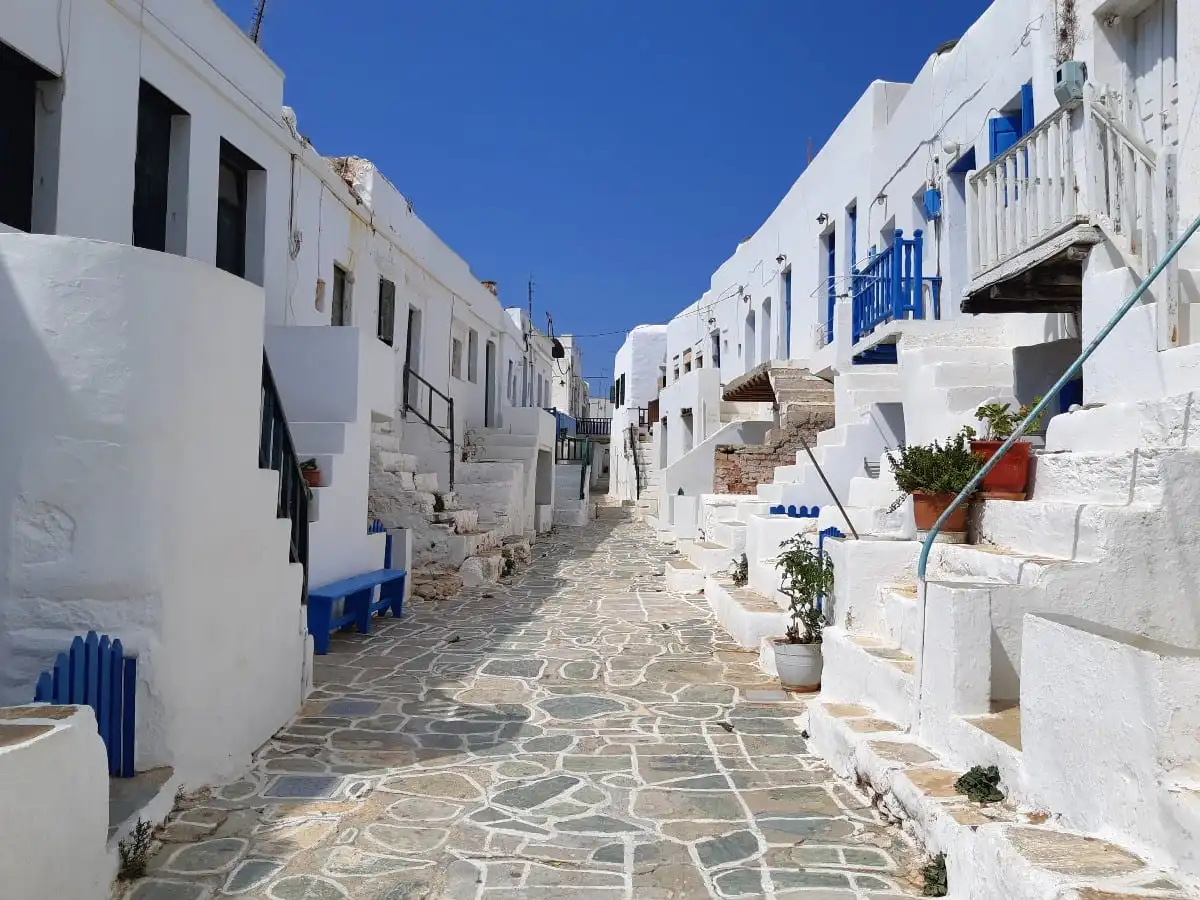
[[0, 705, 111, 898], [0, 235, 306, 785]]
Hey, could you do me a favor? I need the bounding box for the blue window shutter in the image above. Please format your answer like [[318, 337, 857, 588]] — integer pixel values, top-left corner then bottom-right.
[[1020, 82, 1035, 136], [988, 116, 1021, 160]]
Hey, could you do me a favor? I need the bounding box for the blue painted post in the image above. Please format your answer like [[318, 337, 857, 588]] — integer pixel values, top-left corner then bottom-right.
[[912, 230, 925, 319], [383, 532, 393, 569], [120, 656, 136, 777], [891, 231, 904, 322], [34, 672, 52, 702], [69, 635, 85, 702]]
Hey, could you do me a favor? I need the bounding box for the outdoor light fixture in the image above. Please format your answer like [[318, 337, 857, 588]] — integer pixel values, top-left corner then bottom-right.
[[776, 253, 787, 264], [816, 213, 829, 225]]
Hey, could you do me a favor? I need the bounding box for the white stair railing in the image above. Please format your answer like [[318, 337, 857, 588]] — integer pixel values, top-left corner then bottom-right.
[[1084, 96, 1158, 273], [968, 100, 1084, 279]]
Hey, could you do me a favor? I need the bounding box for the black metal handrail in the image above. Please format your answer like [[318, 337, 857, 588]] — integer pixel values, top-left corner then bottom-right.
[[403, 364, 456, 488], [576, 417, 611, 437], [579, 438, 591, 501], [260, 351, 310, 603], [627, 424, 643, 499]]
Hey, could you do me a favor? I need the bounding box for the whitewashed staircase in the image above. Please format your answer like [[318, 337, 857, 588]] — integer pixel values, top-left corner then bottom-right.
[[807, 390, 1200, 894], [368, 423, 526, 588]]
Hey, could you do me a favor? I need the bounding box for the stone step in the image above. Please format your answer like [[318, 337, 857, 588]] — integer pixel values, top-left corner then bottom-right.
[[711, 519, 748, 554], [459, 550, 504, 586], [432, 507, 478, 533], [370, 432, 402, 453], [807, 701, 1194, 900], [375, 449, 419, 474], [704, 574, 787, 650], [458, 461, 523, 485], [1030, 449, 1165, 504], [663, 557, 704, 593], [820, 627, 917, 731], [975, 498, 1150, 562], [929, 360, 1015, 389]]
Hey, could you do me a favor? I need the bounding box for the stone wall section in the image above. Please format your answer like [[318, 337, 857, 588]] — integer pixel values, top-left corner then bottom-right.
[[714, 369, 835, 495]]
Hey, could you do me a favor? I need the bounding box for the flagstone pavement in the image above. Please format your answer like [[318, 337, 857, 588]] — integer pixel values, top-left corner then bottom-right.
[[126, 506, 921, 900]]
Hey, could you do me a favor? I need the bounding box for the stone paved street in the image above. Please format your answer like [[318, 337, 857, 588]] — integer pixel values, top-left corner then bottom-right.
[[128, 507, 920, 899]]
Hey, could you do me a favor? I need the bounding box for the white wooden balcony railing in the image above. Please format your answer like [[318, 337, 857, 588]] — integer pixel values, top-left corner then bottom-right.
[[1084, 96, 1159, 273], [968, 101, 1084, 279], [968, 95, 1161, 282]]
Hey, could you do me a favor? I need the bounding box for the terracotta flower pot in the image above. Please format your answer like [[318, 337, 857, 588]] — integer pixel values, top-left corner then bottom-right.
[[911, 491, 968, 533], [302, 467, 322, 489], [971, 440, 1031, 498]]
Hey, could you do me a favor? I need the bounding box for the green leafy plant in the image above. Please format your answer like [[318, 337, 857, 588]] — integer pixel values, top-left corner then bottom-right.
[[300, 458, 319, 471], [974, 398, 1045, 440], [922, 853, 948, 896], [118, 819, 155, 880], [886, 428, 982, 513], [955, 765, 1005, 803], [729, 553, 748, 588], [775, 535, 834, 644]]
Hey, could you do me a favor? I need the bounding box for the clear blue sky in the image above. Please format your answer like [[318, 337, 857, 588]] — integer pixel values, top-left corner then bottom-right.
[[219, 0, 987, 389]]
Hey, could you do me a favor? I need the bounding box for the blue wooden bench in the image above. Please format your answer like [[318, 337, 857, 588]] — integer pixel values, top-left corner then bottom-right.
[[308, 568, 406, 655]]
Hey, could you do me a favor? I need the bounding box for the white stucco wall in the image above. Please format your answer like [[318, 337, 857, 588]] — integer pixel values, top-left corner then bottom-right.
[[0, 706, 112, 898], [0, 235, 306, 784]]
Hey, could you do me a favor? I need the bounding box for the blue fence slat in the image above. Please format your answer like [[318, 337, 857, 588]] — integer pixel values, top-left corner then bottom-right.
[[97, 635, 113, 755], [34, 672, 53, 702], [120, 657, 136, 777], [69, 635, 85, 702], [84, 632, 100, 713], [107, 640, 124, 775]]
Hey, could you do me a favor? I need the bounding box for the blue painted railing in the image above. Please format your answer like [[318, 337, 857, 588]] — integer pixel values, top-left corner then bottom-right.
[[816, 526, 845, 612], [916, 209, 1200, 581], [851, 230, 942, 343], [33, 631, 136, 777]]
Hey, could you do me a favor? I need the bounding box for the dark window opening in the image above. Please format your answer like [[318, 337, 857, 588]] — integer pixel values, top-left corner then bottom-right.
[[216, 139, 261, 279], [0, 41, 54, 231], [133, 81, 186, 253], [332, 264, 351, 326], [377, 277, 395, 345]]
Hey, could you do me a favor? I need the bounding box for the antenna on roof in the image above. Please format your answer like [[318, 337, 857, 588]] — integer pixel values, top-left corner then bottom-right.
[[249, 0, 268, 44]]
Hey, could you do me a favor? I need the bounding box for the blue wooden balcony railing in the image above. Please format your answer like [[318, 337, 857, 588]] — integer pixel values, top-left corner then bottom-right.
[[851, 229, 942, 343]]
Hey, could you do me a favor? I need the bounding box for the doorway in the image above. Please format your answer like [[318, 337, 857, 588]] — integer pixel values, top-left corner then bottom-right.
[[1130, 0, 1178, 151], [404, 307, 422, 408], [744, 310, 757, 369], [761, 299, 773, 364], [485, 340, 497, 427]]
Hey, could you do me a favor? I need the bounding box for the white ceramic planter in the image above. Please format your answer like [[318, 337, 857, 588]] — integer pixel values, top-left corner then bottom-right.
[[774, 639, 823, 691]]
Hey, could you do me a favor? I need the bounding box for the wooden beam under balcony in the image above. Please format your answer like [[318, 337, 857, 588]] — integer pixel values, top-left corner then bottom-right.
[[962, 224, 1101, 315]]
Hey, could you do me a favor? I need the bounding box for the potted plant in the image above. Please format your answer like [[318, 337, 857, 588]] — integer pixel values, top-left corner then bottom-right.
[[300, 458, 322, 489], [772, 534, 834, 691], [970, 400, 1044, 499], [886, 428, 982, 535]]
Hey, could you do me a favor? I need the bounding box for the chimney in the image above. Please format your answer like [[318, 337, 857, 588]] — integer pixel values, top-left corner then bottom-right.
[[481, 280, 498, 296]]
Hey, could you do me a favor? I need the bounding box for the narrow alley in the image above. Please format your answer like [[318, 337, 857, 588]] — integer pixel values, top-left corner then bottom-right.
[[129, 507, 920, 899]]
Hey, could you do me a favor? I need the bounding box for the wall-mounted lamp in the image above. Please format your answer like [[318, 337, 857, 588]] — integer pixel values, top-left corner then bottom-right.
[[815, 213, 829, 225], [776, 253, 787, 264], [874, 193, 888, 205]]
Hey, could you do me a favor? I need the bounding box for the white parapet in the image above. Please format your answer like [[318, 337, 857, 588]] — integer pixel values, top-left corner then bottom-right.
[[0, 706, 112, 897]]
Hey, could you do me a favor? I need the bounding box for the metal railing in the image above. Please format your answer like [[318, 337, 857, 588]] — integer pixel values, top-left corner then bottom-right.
[[628, 423, 643, 499], [556, 434, 590, 464], [917, 208, 1200, 581], [851, 230, 942, 342], [969, 101, 1083, 278], [403, 364, 455, 488], [260, 350, 309, 602], [576, 417, 612, 437]]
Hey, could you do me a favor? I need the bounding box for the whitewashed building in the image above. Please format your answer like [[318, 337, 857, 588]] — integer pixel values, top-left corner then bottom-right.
[[653, 0, 1200, 893], [0, 0, 561, 889]]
